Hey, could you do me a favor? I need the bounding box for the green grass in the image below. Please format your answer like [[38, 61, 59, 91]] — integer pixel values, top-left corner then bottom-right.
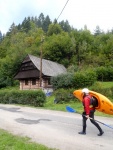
[[98, 81, 113, 88], [0, 129, 57, 150], [44, 95, 113, 118], [46, 99, 83, 112], [45, 95, 83, 111]]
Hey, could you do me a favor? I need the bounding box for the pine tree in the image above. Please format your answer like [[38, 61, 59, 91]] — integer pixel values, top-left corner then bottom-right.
[[43, 15, 52, 32]]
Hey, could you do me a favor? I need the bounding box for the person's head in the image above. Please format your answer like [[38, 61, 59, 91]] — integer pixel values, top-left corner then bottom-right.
[[82, 88, 89, 96]]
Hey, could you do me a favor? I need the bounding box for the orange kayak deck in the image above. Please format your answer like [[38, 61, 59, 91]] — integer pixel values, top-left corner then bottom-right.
[[73, 90, 113, 115]]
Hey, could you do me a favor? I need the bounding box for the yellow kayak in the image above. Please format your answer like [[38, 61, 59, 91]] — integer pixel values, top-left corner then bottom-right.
[[73, 90, 113, 115]]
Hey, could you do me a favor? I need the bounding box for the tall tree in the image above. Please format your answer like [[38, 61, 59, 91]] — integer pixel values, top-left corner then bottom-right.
[[21, 17, 32, 33], [94, 26, 103, 36], [47, 23, 63, 36], [59, 20, 71, 32], [70, 28, 93, 65], [6, 23, 18, 36], [37, 13, 45, 28], [43, 32, 75, 67], [43, 15, 52, 32]]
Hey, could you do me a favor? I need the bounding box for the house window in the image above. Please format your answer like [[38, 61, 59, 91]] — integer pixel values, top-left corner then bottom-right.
[[25, 79, 28, 85], [48, 78, 51, 85], [32, 79, 36, 85]]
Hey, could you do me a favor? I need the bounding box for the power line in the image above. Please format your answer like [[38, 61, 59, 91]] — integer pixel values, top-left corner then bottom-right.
[[40, 1, 69, 88], [56, 0, 70, 22]]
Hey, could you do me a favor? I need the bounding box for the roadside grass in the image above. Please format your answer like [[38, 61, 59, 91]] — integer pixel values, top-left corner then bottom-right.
[[44, 95, 113, 118], [45, 96, 83, 112], [97, 81, 113, 88], [0, 129, 57, 150]]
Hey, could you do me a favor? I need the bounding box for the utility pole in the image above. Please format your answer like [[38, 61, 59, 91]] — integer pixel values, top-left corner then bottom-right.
[[39, 36, 44, 87]]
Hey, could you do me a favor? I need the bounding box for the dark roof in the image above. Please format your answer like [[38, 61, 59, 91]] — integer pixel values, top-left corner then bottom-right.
[[14, 54, 67, 79], [28, 54, 67, 76], [14, 69, 39, 79]]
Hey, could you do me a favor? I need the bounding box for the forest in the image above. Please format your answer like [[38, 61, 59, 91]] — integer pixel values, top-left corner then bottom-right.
[[0, 13, 113, 88]]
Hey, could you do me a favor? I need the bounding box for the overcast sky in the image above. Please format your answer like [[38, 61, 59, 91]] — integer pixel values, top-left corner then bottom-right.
[[0, 0, 113, 34]]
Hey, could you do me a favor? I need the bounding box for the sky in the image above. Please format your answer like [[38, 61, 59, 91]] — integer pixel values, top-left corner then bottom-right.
[[0, 0, 113, 34]]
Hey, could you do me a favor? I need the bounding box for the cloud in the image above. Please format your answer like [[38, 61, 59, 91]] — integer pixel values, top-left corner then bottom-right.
[[0, 0, 113, 34], [0, 0, 62, 33]]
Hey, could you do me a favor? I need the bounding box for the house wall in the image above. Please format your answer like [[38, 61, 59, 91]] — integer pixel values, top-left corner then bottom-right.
[[20, 79, 39, 90], [19, 78, 52, 90]]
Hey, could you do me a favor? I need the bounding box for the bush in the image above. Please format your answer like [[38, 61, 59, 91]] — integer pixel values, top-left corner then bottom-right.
[[51, 73, 74, 90], [0, 89, 46, 107], [51, 71, 97, 90], [96, 66, 113, 81], [54, 88, 78, 104]]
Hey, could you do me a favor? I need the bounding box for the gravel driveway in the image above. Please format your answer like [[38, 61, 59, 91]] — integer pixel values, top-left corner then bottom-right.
[[0, 104, 113, 150]]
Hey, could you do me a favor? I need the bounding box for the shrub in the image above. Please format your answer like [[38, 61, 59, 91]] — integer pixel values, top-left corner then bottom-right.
[[96, 66, 113, 81], [51, 73, 74, 89], [54, 88, 78, 104], [51, 71, 97, 90], [0, 89, 46, 107]]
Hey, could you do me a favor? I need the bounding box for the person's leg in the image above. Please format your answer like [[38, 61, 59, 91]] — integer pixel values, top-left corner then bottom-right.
[[89, 111, 104, 136], [78, 112, 87, 135]]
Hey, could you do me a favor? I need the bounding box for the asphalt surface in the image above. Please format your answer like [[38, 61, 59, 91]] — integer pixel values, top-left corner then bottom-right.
[[0, 104, 113, 150]]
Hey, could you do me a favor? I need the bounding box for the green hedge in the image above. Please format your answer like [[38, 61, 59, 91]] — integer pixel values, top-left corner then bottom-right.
[[0, 89, 46, 107], [51, 67, 113, 90], [51, 71, 97, 90], [51, 73, 74, 89], [96, 66, 113, 81], [73, 71, 97, 88]]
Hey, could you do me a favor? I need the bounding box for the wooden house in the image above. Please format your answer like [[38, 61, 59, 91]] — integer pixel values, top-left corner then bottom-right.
[[14, 54, 67, 92]]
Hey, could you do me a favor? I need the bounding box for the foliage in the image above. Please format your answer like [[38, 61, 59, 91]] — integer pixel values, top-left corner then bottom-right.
[[51, 73, 74, 89], [43, 32, 75, 67], [47, 23, 63, 36], [59, 20, 71, 32], [95, 66, 113, 81], [0, 89, 46, 107], [1, 13, 113, 88], [53, 88, 77, 104], [51, 70, 97, 90], [73, 70, 97, 88]]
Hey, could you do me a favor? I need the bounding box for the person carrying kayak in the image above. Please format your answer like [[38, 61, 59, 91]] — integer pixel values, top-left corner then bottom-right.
[[78, 88, 104, 136]]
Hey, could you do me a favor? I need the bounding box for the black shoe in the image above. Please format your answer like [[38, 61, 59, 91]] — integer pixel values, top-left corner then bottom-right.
[[78, 131, 86, 135], [98, 131, 104, 136]]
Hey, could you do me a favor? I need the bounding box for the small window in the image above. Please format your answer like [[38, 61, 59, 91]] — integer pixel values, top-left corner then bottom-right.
[[32, 79, 36, 85], [25, 79, 28, 85], [48, 78, 51, 85]]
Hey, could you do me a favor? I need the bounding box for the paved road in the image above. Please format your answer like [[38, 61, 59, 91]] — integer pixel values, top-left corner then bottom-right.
[[0, 104, 113, 150]]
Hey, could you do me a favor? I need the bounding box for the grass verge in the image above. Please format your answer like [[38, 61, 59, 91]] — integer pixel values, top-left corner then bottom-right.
[[0, 129, 57, 150], [44, 95, 113, 118]]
